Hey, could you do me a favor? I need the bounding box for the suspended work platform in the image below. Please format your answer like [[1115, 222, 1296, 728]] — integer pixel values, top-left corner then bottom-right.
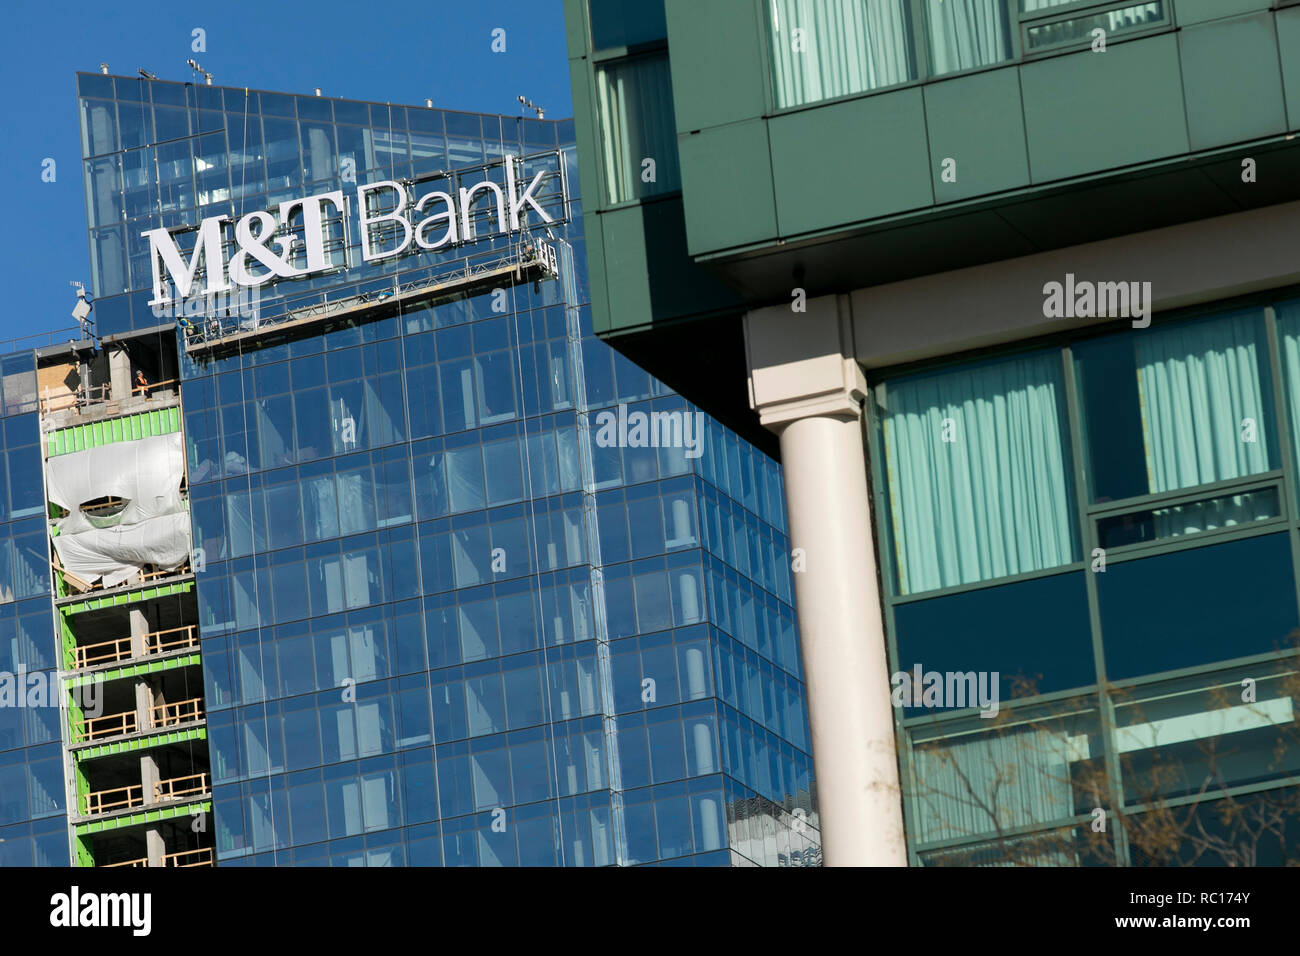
[[182, 237, 561, 358]]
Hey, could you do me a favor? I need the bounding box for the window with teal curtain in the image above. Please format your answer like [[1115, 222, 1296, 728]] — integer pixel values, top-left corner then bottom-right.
[[594, 54, 679, 205], [880, 351, 1079, 596], [1134, 311, 1274, 535], [767, 0, 916, 109], [926, 0, 1013, 76], [1076, 308, 1276, 539]]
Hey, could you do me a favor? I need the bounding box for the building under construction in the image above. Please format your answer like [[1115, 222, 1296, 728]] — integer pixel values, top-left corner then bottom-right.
[[0, 72, 818, 867]]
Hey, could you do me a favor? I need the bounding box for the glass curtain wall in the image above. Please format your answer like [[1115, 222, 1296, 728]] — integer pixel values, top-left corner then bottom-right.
[[0, 352, 65, 867]]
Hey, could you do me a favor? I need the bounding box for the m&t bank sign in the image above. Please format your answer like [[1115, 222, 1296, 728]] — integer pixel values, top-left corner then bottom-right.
[[144, 152, 564, 309]]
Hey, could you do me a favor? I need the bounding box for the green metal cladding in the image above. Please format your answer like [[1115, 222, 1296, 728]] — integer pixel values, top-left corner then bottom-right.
[[564, 0, 1300, 339], [658, 1, 1300, 260]]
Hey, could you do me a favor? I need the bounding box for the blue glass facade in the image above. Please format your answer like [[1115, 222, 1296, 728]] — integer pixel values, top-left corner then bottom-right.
[[61, 72, 818, 866], [0, 349, 68, 866]]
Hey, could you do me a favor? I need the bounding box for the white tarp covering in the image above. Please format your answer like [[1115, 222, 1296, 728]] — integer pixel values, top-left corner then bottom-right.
[[46, 432, 190, 587], [51, 512, 192, 588]]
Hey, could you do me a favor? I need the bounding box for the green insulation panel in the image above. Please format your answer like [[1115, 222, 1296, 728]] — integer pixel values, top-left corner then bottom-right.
[[74, 834, 94, 868], [46, 406, 181, 457], [65, 653, 201, 688], [74, 726, 206, 762], [74, 799, 211, 836], [61, 579, 193, 615]]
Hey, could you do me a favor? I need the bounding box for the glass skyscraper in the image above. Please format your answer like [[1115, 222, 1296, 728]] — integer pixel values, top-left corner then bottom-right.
[[0, 71, 819, 867]]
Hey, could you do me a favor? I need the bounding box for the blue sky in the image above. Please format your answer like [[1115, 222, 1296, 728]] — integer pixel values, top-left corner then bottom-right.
[[0, 0, 573, 347]]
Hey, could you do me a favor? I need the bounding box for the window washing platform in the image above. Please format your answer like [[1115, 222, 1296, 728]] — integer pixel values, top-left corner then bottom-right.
[[183, 240, 560, 358]]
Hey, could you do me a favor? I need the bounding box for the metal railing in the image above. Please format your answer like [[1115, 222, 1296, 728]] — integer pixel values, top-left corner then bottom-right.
[[41, 378, 182, 419], [74, 624, 198, 670], [137, 565, 189, 584], [83, 783, 144, 816], [81, 772, 210, 818], [40, 383, 112, 416], [155, 771, 209, 802], [75, 697, 204, 742], [74, 635, 133, 669], [101, 849, 214, 867], [77, 709, 138, 742], [165, 847, 214, 867], [63, 561, 193, 599], [132, 377, 179, 396], [0, 326, 82, 357], [144, 624, 198, 655], [80, 496, 128, 516], [183, 233, 560, 354], [152, 697, 203, 727]]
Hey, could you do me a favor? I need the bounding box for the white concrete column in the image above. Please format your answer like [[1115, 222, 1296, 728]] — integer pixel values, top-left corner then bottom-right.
[[134, 679, 155, 733], [745, 293, 906, 867], [108, 346, 132, 401], [145, 827, 166, 868], [140, 752, 161, 806], [129, 607, 150, 658]]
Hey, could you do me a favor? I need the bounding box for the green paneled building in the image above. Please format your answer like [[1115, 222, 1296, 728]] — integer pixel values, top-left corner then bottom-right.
[[565, 0, 1300, 865]]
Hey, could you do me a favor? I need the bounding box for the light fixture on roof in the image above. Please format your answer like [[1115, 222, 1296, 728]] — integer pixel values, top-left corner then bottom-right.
[[516, 95, 544, 119], [99, 63, 109, 74], [425, 98, 433, 108], [138, 69, 158, 80], [314, 88, 322, 96], [185, 58, 213, 85]]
